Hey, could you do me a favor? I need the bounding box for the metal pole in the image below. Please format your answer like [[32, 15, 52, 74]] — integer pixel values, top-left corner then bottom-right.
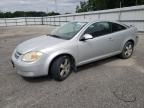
[[120, 0, 122, 8], [136, 0, 138, 5], [24, 12, 27, 26], [42, 16, 44, 25], [59, 16, 60, 26], [118, 9, 121, 22], [3, 12, 7, 27], [55, 0, 58, 13], [46, 8, 48, 25], [16, 18, 17, 26]]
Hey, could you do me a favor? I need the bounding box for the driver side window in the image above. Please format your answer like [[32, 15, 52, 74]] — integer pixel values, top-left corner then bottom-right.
[[84, 22, 111, 38]]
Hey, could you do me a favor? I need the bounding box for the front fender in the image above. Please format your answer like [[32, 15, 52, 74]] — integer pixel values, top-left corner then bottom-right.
[[43, 50, 76, 75]]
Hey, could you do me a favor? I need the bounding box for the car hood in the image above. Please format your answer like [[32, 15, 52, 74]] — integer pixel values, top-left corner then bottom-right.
[[16, 35, 66, 54]]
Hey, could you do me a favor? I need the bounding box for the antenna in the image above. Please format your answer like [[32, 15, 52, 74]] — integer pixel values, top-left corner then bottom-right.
[[55, 0, 58, 12]]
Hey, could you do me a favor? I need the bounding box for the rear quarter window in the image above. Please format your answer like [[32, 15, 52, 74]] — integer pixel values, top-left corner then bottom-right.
[[111, 23, 126, 33]]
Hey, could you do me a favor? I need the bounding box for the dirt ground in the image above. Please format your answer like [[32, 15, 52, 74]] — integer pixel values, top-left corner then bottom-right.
[[0, 26, 144, 108]]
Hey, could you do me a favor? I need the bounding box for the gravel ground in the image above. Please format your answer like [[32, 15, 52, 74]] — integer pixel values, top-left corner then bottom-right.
[[0, 26, 144, 108]]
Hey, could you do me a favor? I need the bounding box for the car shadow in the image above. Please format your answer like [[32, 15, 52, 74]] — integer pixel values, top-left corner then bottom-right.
[[22, 75, 53, 83], [77, 56, 119, 72]]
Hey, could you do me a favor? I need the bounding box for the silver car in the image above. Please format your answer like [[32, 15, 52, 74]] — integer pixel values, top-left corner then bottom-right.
[[11, 21, 138, 81]]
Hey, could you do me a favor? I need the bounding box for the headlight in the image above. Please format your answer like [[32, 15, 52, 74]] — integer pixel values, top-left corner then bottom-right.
[[22, 51, 43, 62]]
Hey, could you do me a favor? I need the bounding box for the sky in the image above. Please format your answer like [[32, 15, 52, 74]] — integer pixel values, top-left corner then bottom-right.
[[0, 0, 87, 13]]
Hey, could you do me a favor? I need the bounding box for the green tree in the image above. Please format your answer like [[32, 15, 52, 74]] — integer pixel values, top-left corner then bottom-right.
[[76, 0, 144, 13], [76, 1, 88, 13], [47, 11, 60, 16], [0, 11, 60, 18]]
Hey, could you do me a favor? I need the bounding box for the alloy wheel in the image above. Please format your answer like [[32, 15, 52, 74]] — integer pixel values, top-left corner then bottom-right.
[[59, 58, 71, 78], [124, 43, 133, 57]]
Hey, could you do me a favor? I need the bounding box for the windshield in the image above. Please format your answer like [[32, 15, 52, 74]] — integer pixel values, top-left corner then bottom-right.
[[48, 22, 87, 40]]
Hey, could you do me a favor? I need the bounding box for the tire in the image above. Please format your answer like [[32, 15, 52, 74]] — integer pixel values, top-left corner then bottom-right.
[[50, 56, 72, 81], [119, 41, 134, 59]]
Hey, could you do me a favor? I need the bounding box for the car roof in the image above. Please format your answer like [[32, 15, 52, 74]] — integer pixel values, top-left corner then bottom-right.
[[72, 19, 129, 28]]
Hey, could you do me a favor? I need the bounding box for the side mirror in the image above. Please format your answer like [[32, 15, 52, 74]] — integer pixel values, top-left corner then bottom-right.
[[80, 34, 93, 41]]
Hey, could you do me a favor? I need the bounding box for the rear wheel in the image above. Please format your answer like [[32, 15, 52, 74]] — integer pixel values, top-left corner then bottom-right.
[[119, 41, 134, 59], [50, 56, 72, 81]]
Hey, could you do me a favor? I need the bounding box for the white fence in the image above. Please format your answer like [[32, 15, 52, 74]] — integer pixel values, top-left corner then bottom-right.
[[0, 5, 144, 31]]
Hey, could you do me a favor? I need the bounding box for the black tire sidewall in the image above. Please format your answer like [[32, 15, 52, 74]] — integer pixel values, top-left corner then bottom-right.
[[51, 56, 72, 81]]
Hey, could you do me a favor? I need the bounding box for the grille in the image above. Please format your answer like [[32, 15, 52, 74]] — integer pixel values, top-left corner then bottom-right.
[[15, 51, 22, 59]]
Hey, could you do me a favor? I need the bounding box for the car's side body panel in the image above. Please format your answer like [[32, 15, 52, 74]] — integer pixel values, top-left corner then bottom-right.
[[74, 21, 138, 66], [77, 33, 122, 66]]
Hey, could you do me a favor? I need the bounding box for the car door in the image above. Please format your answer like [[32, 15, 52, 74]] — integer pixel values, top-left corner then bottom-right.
[[77, 22, 118, 65]]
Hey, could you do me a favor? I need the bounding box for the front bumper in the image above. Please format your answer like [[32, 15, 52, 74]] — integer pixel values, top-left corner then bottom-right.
[[11, 51, 50, 77]]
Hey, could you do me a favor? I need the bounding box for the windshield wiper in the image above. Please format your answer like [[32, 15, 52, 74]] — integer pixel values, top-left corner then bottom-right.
[[47, 34, 62, 39]]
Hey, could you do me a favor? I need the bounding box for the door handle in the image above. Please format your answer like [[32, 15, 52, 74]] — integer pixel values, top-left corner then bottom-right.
[[108, 37, 113, 40]]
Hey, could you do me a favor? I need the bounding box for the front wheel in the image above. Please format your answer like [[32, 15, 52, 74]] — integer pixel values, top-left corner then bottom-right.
[[50, 56, 72, 81], [119, 41, 134, 59]]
